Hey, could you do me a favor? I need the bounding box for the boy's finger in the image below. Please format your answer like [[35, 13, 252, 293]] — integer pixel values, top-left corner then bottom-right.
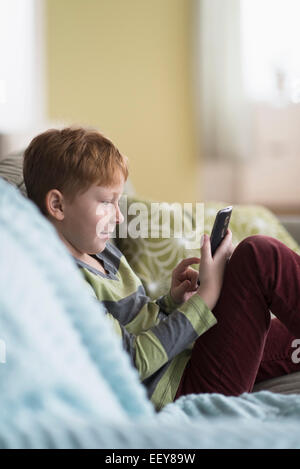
[[188, 269, 200, 289], [223, 229, 233, 247], [174, 257, 201, 273], [200, 234, 212, 261], [214, 230, 233, 260], [180, 257, 201, 266]]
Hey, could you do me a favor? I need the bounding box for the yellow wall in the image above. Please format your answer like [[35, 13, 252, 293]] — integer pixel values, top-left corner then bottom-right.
[[46, 0, 199, 203]]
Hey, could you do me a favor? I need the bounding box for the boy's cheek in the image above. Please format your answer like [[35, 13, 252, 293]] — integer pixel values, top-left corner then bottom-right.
[[95, 205, 117, 236], [95, 218, 106, 236], [96, 204, 115, 218], [95, 205, 106, 218], [95, 216, 114, 236]]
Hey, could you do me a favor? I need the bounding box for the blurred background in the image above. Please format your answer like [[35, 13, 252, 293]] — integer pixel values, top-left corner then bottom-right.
[[1, 0, 300, 220]]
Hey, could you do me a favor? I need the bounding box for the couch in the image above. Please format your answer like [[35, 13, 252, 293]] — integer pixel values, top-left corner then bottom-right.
[[3, 149, 299, 395], [1, 151, 300, 449]]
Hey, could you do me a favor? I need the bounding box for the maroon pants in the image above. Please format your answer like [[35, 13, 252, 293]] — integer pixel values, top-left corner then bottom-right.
[[175, 235, 300, 399]]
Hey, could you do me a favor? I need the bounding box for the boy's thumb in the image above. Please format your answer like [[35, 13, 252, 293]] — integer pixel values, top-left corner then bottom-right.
[[201, 234, 209, 251]]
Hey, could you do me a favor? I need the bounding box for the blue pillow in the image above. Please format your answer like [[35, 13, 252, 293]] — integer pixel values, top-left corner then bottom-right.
[[0, 177, 153, 427]]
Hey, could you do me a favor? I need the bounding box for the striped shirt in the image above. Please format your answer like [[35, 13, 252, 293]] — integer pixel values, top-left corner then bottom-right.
[[73, 242, 217, 410]]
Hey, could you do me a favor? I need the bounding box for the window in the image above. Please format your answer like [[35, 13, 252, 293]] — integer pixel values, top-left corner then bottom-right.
[[0, 0, 45, 131], [241, 0, 300, 103]]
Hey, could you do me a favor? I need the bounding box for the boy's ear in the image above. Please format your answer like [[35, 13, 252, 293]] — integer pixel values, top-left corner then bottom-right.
[[45, 189, 65, 221]]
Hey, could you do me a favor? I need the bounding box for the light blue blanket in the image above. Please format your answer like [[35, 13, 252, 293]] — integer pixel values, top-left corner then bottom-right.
[[0, 177, 300, 449]]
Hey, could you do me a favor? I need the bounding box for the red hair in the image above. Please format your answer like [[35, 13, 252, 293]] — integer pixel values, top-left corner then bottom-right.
[[23, 127, 129, 215]]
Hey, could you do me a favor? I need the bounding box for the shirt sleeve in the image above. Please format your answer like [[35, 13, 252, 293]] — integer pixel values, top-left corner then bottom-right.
[[155, 289, 183, 314], [77, 263, 217, 381], [104, 293, 217, 381]]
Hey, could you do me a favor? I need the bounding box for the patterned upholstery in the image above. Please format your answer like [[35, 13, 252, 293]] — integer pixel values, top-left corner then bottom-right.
[[116, 196, 300, 299], [0, 151, 27, 196]]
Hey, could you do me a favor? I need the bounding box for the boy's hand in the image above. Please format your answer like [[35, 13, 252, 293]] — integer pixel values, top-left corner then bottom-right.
[[170, 257, 201, 305], [196, 229, 234, 311]]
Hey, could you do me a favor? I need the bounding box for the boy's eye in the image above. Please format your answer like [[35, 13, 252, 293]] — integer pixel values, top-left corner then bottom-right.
[[102, 199, 121, 206]]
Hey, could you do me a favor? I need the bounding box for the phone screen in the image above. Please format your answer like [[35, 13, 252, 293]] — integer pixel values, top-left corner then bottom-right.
[[210, 206, 232, 256]]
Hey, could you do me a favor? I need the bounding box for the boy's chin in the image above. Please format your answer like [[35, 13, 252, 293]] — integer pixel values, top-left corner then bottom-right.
[[95, 235, 110, 251]]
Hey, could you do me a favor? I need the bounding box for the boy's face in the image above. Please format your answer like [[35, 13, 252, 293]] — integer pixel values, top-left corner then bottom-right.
[[59, 178, 125, 256]]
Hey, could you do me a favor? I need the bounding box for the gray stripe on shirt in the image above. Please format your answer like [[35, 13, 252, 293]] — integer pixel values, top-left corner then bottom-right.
[[150, 310, 198, 360], [102, 284, 150, 325], [120, 326, 136, 368]]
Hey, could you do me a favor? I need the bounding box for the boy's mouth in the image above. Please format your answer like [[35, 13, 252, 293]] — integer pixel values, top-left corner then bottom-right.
[[99, 230, 115, 237]]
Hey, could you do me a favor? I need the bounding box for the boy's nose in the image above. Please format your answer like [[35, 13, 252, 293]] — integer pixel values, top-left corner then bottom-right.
[[109, 203, 124, 226], [115, 205, 124, 225]]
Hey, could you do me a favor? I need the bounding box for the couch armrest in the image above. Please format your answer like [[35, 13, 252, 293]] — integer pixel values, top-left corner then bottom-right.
[[279, 216, 300, 246]]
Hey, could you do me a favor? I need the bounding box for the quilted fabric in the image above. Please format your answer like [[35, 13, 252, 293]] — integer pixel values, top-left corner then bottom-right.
[[0, 177, 153, 423]]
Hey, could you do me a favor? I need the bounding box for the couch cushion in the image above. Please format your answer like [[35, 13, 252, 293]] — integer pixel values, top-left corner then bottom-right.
[[116, 196, 300, 299], [0, 151, 27, 196], [253, 371, 300, 394]]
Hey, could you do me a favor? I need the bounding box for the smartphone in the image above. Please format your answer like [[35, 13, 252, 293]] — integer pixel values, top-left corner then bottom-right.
[[210, 206, 232, 256], [197, 206, 232, 286]]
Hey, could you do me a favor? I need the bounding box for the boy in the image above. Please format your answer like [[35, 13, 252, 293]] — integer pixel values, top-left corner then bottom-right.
[[23, 127, 300, 410]]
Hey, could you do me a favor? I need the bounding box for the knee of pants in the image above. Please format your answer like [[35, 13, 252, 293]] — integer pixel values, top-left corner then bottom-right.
[[233, 235, 274, 261]]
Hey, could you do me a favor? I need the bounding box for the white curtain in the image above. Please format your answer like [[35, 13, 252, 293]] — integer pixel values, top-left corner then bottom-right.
[[0, 0, 45, 132], [195, 0, 251, 162]]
